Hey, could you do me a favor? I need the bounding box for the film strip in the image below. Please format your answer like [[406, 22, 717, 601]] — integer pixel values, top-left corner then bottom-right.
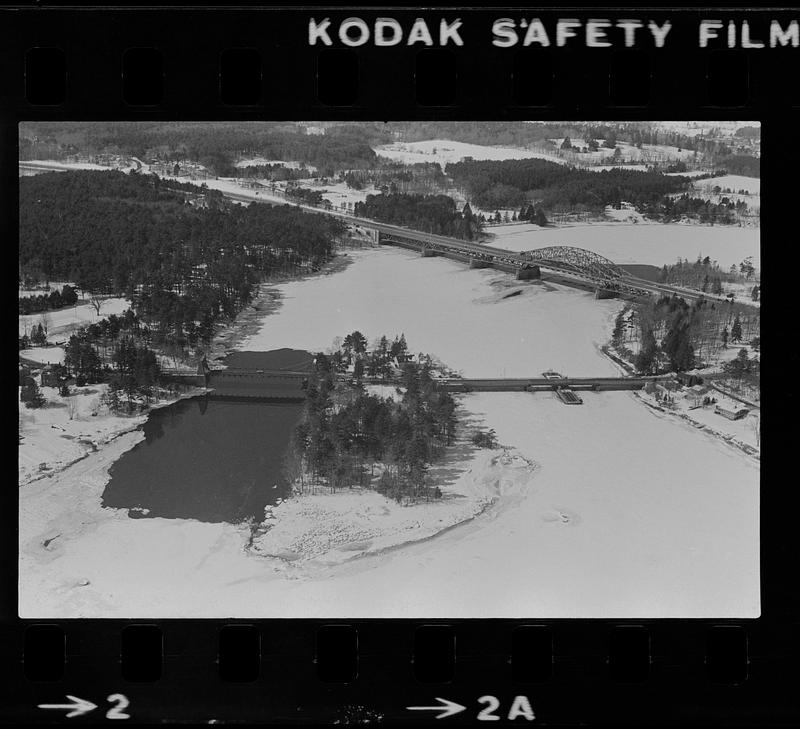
[[2, 4, 796, 726]]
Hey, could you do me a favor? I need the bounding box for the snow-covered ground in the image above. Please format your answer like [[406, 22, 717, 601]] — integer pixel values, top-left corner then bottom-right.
[[20, 245, 759, 618], [696, 175, 759, 195], [374, 140, 566, 166], [19, 384, 141, 486], [19, 347, 65, 365], [19, 159, 138, 173], [664, 169, 715, 178], [486, 222, 760, 270], [317, 180, 381, 209], [234, 157, 316, 173], [19, 298, 130, 342], [604, 205, 646, 224], [551, 140, 698, 166]]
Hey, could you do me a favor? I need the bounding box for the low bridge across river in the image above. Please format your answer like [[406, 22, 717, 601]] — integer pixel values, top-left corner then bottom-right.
[[162, 366, 666, 401]]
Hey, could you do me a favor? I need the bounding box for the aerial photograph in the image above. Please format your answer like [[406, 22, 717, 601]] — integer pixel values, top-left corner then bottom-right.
[[18, 121, 760, 618]]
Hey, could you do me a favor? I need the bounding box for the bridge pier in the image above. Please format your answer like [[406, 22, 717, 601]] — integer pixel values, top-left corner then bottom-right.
[[594, 287, 618, 300], [516, 265, 541, 280], [420, 247, 439, 257], [469, 258, 492, 269]]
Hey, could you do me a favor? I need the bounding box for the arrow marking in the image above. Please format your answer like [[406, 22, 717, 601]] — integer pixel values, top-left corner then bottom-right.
[[38, 695, 98, 718], [406, 697, 466, 720]]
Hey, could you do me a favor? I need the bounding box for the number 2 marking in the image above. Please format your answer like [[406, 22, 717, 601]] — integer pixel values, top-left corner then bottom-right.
[[477, 695, 501, 721], [106, 694, 130, 720]]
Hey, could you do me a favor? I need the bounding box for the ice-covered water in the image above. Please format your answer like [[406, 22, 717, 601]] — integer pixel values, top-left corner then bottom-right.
[[486, 222, 759, 271], [19, 243, 759, 618]]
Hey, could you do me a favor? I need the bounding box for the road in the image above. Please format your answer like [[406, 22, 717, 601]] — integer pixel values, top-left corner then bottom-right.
[[21, 161, 742, 303]]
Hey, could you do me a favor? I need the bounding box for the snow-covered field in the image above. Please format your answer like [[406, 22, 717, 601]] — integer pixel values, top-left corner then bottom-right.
[[20, 245, 759, 618], [551, 140, 697, 167], [317, 180, 381, 209], [20, 159, 138, 174], [19, 347, 65, 365], [19, 298, 130, 342], [374, 140, 566, 166], [486, 222, 760, 270], [234, 157, 316, 173], [694, 175, 760, 196]]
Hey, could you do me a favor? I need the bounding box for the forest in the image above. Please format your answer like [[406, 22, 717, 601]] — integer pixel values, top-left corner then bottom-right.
[[20, 169, 345, 364], [612, 294, 760, 378], [18, 284, 79, 314], [641, 194, 748, 224], [655, 256, 758, 296], [353, 193, 481, 240], [19, 122, 386, 177], [289, 332, 458, 504], [446, 158, 692, 213]]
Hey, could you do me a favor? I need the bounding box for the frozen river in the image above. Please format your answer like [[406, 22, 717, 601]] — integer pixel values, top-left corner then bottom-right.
[[486, 221, 760, 271], [19, 245, 759, 618]]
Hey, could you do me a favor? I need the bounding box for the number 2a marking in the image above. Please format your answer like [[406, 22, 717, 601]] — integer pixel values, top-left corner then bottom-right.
[[106, 694, 130, 720], [477, 695, 536, 722]]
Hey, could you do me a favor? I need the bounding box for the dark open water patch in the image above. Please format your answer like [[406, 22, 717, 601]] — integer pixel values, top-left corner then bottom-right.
[[619, 263, 662, 282], [102, 395, 304, 524]]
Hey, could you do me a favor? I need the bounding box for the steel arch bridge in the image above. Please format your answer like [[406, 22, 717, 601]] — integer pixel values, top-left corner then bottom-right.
[[521, 246, 627, 282]]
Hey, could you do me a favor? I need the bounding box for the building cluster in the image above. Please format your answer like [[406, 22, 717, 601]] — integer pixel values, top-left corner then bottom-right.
[[642, 378, 750, 420], [148, 160, 212, 180], [65, 153, 134, 168]]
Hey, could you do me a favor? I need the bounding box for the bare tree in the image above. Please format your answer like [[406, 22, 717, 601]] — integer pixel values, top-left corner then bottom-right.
[[38, 312, 51, 337], [89, 293, 103, 316]]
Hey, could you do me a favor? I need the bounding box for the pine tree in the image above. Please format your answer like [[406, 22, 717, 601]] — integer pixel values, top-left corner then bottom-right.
[[20, 378, 45, 409], [721, 325, 729, 349], [731, 315, 743, 343], [751, 285, 759, 301]]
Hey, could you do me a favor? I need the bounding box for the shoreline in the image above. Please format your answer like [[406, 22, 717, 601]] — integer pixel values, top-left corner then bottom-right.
[[599, 345, 759, 461]]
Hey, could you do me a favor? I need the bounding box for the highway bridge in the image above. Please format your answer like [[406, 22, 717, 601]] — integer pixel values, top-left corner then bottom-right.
[[21, 160, 719, 302], [223, 188, 716, 302]]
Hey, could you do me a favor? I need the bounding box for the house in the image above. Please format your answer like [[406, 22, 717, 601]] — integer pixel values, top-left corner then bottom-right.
[[685, 383, 711, 408], [714, 401, 750, 420]]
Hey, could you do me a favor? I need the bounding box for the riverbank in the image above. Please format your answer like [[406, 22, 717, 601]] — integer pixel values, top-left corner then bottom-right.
[[248, 445, 537, 568], [203, 252, 354, 366], [601, 344, 760, 458], [18, 383, 207, 488]]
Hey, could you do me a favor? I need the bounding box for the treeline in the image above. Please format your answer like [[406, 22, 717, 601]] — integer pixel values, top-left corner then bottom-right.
[[235, 164, 314, 181], [25, 308, 165, 412], [353, 193, 481, 240], [19, 284, 79, 315], [643, 194, 747, 224], [715, 155, 761, 178], [20, 170, 345, 358], [342, 161, 446, 194], [285, 186, 326, 206], [613, 294, 760, 375], [20, 122, 386, 178], [290, 333, 458, 504], [655, 256, 758, 294], [447, 158, 691, 213]]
